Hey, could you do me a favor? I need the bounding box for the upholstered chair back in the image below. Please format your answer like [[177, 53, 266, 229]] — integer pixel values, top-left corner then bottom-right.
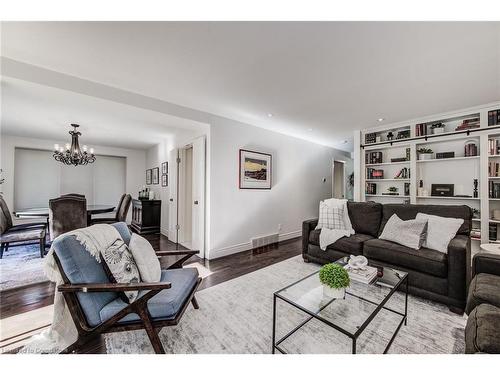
[[61, 193, 86, 198], [0, 196, 13, 234], [49, 196, 87, 241], [116, 194, 132, 222], [53, 222, 131, 327]]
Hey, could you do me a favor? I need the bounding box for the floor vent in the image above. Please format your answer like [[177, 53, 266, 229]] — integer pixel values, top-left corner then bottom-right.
[[251, 233, 279, 249]]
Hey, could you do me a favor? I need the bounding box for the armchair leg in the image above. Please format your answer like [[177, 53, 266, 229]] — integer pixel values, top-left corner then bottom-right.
[[0, 243, 4, 259], [137, 308, 165, 354], [40, 238, 46, 258], [191, 296, 199, 309]]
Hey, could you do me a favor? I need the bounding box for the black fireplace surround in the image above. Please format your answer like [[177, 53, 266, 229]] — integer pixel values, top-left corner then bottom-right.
[[302, 202, 472, 313]]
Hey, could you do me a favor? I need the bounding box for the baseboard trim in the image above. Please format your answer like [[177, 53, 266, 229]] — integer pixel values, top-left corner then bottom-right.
[[208, 230, 302, 260]]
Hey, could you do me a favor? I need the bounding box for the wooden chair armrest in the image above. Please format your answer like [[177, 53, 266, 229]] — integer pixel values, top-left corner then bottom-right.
[[156, 250, 199, 256], [58, 281, 171, 293]]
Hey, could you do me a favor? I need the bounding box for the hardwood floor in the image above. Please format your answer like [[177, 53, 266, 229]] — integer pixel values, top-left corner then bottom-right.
[[0, 233, 302, 353]]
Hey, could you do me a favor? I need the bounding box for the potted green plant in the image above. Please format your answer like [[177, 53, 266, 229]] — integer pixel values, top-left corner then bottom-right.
[[387, 186, 398, 195], [431, 122, 446, 134], [417, 147, 433, 160], [319, 263, 350, 299]]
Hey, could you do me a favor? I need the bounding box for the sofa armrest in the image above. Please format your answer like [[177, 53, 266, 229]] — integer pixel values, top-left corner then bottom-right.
[[472, 253, 500, 278], [447, 235, 470, 307], [302, 219, 318, 259]]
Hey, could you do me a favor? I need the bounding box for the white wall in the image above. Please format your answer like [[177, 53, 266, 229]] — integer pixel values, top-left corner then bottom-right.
[[0, 134, 146, 223], [208, 118, 352, 259]]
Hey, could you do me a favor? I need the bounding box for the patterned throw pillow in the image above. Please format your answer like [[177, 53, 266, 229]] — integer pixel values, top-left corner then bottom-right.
[[100, 238, 141, 303], [316, 202, 346, 230]]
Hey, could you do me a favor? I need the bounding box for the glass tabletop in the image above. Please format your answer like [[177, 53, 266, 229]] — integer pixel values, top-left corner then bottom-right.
[[275, 257, 408, 336]]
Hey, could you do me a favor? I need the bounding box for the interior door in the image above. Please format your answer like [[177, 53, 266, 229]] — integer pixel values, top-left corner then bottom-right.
[[332, 160, 346, 199], [191, 136, 206, 257], [168, 148, 179, 243]]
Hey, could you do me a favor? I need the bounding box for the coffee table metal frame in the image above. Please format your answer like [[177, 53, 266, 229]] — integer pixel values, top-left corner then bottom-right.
[[272, 266, 408, 354]]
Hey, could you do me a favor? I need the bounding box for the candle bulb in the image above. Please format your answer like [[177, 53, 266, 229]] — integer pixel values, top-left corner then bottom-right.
[[83, 145, 88, 153], [54, 143, 59, 151], [65, 143, 70, 150], [90, 148, 94, 154]]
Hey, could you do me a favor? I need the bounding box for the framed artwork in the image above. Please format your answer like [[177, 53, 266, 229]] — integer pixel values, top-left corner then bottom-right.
[[146, 169, 152, 185], [162, 174, 168, 187], [162, 161, 168, 175], [239, 149, 272, 190], [152, 167, 159, 185]]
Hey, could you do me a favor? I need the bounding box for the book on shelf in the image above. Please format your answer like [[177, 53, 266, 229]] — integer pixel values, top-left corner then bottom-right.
[[464, 143, 478, 157], [489, 161, 500, 177], [365, 151, 383, 164], [366, 168, 384, 179], [488, 109, 500, 126], [415, 123, 429, 136], [489, 139, 500, 156], [394, 167, 410, 179], [455, 117, 480, 131], [489, 180, 500, 198], [365, 183, 377, 195], [344, 265, 378, 284]]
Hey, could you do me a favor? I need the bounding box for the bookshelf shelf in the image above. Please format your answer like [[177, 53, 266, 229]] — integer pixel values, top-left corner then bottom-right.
[[489, 177, 500, 180], [416, 196, 479, 200], [365, 161, 409, 167], [365, 178, 410, 182], [490, 219, 500, 224], [365, 194, 409, 198], [416, 156, 480, 163], [471, 237, 481, 242]]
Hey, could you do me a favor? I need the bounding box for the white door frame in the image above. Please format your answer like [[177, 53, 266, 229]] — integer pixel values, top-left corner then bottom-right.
[[332, 159, 346, 199]]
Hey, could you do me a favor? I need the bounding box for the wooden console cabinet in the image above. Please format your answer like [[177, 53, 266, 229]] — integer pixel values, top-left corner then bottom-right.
[[131, 199, 161, 234]]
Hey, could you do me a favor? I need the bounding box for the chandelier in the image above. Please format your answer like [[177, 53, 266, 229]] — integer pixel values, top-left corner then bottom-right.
[[53, 124, 96, 166]]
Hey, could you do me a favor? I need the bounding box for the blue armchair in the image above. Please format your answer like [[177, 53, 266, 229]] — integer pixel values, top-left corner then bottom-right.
[[53, 222, 201, 354]]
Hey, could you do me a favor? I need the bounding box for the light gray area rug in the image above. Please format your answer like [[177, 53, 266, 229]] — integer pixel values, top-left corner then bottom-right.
[[105, 255, 466, 354], [0, 244, 47, 290]]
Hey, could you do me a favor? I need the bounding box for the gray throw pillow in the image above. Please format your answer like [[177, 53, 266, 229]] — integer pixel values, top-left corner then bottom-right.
[[379, 214, 428, 250], [100, 238, 141, 303]]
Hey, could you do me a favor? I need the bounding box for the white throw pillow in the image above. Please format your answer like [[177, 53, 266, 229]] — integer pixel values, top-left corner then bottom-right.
[[316, 202, 346, 230], [379, 214, 428, 250], [322, 198, 355, 234], [416, 213, 464, 253], [129, 233, 161, 283]]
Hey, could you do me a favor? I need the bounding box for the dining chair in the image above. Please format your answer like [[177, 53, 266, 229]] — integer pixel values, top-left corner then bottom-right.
[[90, 194, 132, 225], [0, 196, 47, 258], [61, 193, 86, 198], [53, 222, 201, 353], [49, 195, 87, 241]]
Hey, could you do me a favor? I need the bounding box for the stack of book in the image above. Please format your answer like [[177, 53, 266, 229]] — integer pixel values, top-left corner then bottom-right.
[[365, 183, 377, 195], [394, 167, 410, 179], [455, 117, 480, 131], [464, 143, 478, 157], [415, 123, 429, 136], [488, 139, 500, 156], [365, 151, 383, 164], [488, 109, 500, 126], [470, 229, 481, 240], [345, 265, 378, 284], [489, 161, 500, 177], [366, 168, 384, 179], [489, 180, 500, 198]]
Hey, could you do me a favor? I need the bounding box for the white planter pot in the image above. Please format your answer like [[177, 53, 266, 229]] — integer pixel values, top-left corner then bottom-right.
[[432, 127, 445, 134], [419, 153, 433, 160], [323, 285, 345, 299]]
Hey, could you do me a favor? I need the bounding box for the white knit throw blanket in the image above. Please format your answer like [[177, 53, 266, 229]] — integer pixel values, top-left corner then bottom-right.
[[19, 224, 122, 354]]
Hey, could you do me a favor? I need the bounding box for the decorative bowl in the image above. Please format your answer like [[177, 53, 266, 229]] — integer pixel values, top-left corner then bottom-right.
[[348, 255, 368, 269]]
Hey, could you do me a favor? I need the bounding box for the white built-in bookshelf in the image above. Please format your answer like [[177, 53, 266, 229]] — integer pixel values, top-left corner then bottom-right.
[[354, 102, 500, 254]]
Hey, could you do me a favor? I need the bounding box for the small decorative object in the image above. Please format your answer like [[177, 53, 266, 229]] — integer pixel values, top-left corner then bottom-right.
[[319, 263, 350, 299], [472, 208, 480, 219], [397, 130, 410, 139], [464, 140, 479, 157], [383, 186, 399, 196], [431, 184, 454, 197], [365, 132, 377, 144], [375, 136, 381, 143], [473, 179, 479, 198], [386, 131, 394, 141], [149, 190, 155, 200], [152, 167, 159, 185], [404, 182, 410, 196], [162, 174, 168, 187], [348, 255, 368, 270], [431, 122, 446, 134], [146, 169, 152, 185], [436, 152, 455, 159], [493, 209, 500, 221], [53, 124, 96, 166], [418, 179, 425, 197], [239, 149, 272, 189], [138, 186, 149, 200], [417, 148, 433, 160], [162, 162, 168, 175]]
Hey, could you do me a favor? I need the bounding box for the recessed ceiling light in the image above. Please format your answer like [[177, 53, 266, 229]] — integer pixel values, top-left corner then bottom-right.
[[377, 118, 385, 122], [267, 113, 273, 117]]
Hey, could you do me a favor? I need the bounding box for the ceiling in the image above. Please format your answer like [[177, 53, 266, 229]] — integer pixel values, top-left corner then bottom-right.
[[1, 22, 500, 151], [0, 77, 206, 150]]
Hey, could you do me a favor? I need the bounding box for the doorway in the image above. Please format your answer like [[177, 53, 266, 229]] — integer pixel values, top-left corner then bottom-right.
[[168, 136, 206, 258], [332, 160, 346, 199]]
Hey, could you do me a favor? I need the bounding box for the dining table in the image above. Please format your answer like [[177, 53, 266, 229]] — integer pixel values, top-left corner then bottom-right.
[[14, 205, 116, 226]]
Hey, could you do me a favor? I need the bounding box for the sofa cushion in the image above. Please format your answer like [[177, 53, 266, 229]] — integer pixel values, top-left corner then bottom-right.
[[466, 304, 500, 353], [99, 268, 199, 323], [363, 238, 447, 277], [0, 227, 45, 243], [379, 204, 471, 236], [466, 273, 500, 315], [347, 201, 382, 237], [309, 230, 372, 255]]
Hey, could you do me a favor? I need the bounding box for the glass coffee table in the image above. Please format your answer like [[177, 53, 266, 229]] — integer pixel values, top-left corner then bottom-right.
[[272, 257, 408, 354]]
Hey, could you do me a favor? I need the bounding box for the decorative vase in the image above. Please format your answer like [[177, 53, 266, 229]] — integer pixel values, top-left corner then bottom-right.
[[419, 153, 433, 160], [323, 285, 345, 299]]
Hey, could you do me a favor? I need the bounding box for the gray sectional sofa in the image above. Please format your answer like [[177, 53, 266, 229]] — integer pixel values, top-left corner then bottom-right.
[[302, 202, 472, 313]]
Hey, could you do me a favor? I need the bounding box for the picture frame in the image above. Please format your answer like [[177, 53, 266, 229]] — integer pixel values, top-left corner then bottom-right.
[[162, 174, 168, 187], [239, 149, 272, 190], [146, 169, 152, 185], [152, 167, 159, 185], [162, 161, 168, 175]]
